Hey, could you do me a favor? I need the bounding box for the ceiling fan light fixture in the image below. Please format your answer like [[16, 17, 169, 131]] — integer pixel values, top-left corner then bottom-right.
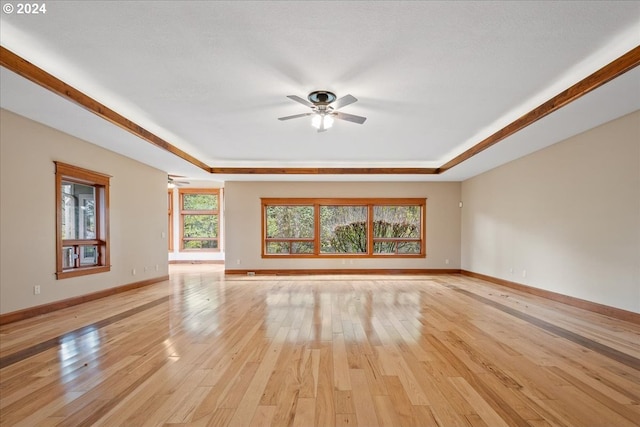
[[311, 114, 334, 130], [311, 114, 322, 129], [324, 115, 334, 129]]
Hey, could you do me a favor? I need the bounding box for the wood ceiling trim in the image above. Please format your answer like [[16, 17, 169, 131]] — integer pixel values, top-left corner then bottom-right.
[[1, 45, 638, 176], [209, 167, 438, 174], [437, 45, 640, 174], [0, 46, 210, 173]]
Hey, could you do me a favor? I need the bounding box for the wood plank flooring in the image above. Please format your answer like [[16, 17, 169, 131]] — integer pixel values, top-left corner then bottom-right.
[[1, 265, 638, 426]]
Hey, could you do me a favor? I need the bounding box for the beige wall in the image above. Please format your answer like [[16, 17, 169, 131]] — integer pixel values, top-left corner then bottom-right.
[[461, 110, 640, 313], [224, 181, 461, 271], [0, 109, 169, 314], [3, 106, 636, 315]]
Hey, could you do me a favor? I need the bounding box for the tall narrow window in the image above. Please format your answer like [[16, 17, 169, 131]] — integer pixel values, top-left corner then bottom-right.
[[180, 189, 220, 251], [55, 162, 110, 279]]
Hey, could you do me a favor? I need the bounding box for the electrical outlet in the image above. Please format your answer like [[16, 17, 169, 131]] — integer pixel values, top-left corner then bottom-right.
[[236, 259, 241, 265], [522, 270, 527, 278], [132, 268, 136, 276], [155, 264, 159, 271], [445, 259, 450, 265], [34, 285, 40, 295]]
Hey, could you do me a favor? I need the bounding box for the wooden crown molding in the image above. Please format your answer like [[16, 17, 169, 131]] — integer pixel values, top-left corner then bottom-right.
[[2, 44, 639, 175], [437, 45, 640, 174], [0, 46, 210, 173], [209, 167, 438, 175]]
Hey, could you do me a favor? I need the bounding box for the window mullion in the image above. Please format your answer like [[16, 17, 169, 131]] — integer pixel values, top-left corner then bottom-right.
[[367, 204, 374, 256], [314, 203, 320, 255], [94, 186, 101, 242], [73, 245, 80, 268]]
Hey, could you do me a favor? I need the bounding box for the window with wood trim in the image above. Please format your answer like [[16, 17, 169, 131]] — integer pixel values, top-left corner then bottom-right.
[[262, 198, 426, 258], [180, 189, 220, 251], [168, 190, 173, 251], [55, 162, 110, 279]]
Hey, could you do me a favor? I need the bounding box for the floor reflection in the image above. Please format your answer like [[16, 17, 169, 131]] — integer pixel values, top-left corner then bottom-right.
[[59, 326, 101, 375]]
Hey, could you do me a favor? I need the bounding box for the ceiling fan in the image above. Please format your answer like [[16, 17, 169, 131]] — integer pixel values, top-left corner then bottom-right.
[[278, 90, 367, 132], [168, 175, 190, 188]]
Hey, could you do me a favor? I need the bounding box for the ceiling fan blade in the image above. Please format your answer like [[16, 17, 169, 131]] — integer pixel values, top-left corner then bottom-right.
[[169, 178, 189, 183], [330, 94, 357, 110], [278, 112, 313, 121], [334, 111, 367, 124], [286, 95, 315, 108]]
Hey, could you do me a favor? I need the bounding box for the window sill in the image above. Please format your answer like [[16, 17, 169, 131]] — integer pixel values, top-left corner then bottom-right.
[[56, 265, 110, 280], [262, 254, 426, 259]]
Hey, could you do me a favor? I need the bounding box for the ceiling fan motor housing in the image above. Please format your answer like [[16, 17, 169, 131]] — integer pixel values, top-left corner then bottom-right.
[[308, 90, 336, 105]]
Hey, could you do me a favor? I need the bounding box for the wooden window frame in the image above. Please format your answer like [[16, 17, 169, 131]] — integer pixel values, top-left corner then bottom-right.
[[261, 198, 426, 258], [179, 188, 220, 252], [55, 162, 111, 279]]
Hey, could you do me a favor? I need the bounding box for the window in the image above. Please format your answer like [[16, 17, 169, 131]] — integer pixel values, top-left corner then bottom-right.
[[320, 205, 368, 254], [168, 190, 173, 251], [55, 162, 110, 279], [264, 204, 315, 254], [180, 189, 220, 251], [372, 205, 422, 254], [262, 198, 426, 258]]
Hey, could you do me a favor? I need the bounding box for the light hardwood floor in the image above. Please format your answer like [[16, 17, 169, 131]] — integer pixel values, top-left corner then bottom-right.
[[1, 265, 638, 426]]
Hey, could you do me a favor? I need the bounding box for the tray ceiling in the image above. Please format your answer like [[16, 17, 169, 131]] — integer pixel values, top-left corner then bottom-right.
[[1, 1, 639, 182]]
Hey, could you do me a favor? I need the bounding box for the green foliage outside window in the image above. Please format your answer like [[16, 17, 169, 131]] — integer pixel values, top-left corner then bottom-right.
[[183, 194, 218, 210], [372, 205, 421, 254], [183, 214, 218, 238], [328, 220, 420, 254], [265, 205, 314, 238], [183, 239, 218, 249], [373, 206, 420, 238], [320, 205, 367, 253], [264, 201, 423, 256], [181, 191, 219, 251], [265, 205, 314, 254], [329, 221, 368, 253]]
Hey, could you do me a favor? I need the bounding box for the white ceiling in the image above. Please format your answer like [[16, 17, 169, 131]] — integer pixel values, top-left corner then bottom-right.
[[1, 1, 639, 183]]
